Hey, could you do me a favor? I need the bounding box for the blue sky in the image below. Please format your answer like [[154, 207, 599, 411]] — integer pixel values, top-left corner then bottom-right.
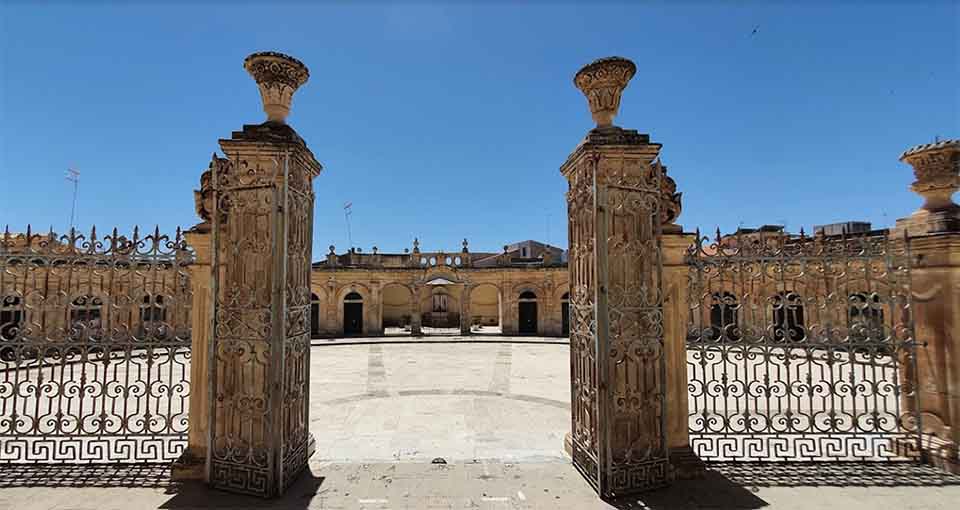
[[1, 1, 957, 257]]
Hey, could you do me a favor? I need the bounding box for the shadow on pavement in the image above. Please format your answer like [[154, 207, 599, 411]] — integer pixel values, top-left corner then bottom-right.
[[159, 472, 325, 509], [708, 461, 960, 487], [606, 470, 768, 510], [0, 463, 178, 488]]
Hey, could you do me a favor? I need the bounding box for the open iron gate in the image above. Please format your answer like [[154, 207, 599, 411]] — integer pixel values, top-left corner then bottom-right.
[[685, 229, 922, 462], [0, 226, 192, 463]]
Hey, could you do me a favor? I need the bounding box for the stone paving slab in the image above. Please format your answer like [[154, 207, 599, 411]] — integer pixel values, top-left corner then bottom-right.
[[1, 460, 959, 509]]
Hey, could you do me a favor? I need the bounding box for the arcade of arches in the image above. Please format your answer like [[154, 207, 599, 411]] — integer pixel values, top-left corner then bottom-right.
[[308, 242, 570, 337]]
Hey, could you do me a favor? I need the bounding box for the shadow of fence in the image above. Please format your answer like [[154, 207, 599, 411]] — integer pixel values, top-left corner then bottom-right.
[[0, 463, 179, 488]]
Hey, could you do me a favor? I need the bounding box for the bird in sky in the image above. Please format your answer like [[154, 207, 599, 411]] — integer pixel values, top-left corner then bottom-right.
[[751, 25, 760, 36]]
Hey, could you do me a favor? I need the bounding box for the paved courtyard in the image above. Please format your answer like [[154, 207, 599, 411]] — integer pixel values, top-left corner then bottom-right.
[[1, 337, 959, 509]]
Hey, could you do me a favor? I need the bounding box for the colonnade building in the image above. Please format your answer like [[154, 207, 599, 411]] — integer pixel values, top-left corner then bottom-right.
[[308, 238, 570, 337]]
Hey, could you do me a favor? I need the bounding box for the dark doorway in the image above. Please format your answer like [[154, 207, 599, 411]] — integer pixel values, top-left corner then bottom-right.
[[311, 293, 320, 338], [518, 290, 537, 335], [561, 292, 570, 337], [343, 292, 363, 336]]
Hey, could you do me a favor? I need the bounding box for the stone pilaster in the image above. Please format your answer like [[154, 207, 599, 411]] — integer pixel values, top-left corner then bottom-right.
[[460, 284, 472, 335], [171, 228, 213, 480], [903, 233, 960, 472], [660, 232, 704, 479], [562, 56, 671, 499], [411, 284, 423, 336]]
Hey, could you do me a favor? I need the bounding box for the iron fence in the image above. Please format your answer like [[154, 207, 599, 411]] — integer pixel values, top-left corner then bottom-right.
[[685, 229, 921, 462], [0, 226, 192, 463]]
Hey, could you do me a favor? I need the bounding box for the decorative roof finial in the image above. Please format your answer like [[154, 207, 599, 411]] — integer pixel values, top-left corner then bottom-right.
[[574, 57, 636, 129], [243, 51, 310, 124], [462, 238, 469, 253], [412, 237, 420, 253]]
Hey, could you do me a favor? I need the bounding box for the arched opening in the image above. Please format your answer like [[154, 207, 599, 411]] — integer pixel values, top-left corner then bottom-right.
[[561, 292, 570, 337], [1, 295, 23, 361], [311, 293, 321, 338], [343, 291, 364, 336], [518, 290, 538, 335], [708, 291, 740, 341], [381, 284, 413, 336], [849, 292, 885, 341], [469, 284, 501, 335], [70, 295, 104, 341], [139, 294, 167, 339], [772, 291, 805, 342]]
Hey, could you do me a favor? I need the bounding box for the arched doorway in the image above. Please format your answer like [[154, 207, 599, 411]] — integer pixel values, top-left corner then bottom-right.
[[311, 293, 321, 338], [561, 292, 570, 337], [343, 291, 363, 336], [381, 283, 413, 336], [518, 290, 537, 335], [469, 284, 502, 335]]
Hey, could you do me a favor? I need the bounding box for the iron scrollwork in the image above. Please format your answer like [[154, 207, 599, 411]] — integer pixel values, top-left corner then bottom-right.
[[0, 226, 193, 463], [685, 229, 921, 461]]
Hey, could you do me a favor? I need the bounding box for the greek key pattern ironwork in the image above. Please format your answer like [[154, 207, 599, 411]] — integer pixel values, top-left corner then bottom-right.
[[685, 230, 921, 461], [0, 226, 192, 463]]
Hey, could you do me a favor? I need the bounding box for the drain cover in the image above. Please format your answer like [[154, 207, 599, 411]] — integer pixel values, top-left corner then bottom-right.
[[431, 457, 447, 464]]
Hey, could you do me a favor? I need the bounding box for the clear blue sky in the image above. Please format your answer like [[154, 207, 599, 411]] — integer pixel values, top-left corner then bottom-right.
[[2, 1, 957, 257]]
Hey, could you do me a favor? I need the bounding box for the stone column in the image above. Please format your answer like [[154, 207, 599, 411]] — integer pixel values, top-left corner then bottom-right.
[[370, 281, 383, 336], [171, 225, 213, 479], [460, 284, 472, 335], [562, 57, 671, 498], [660, 232, 704, 478], [501, 294, 517, 335], [205, 52, 322, 497], [411, 284, 423, 336], [894, 140, 960, 472]]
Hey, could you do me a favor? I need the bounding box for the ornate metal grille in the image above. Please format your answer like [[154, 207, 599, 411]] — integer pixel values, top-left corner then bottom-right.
[[567, 150, 669, 498], [685, 230, 921, 461], [208, 146, 314, 497], [0, 226, 192, 463]]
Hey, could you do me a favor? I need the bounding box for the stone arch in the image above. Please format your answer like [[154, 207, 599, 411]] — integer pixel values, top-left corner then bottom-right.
[[336, 283, 372, 336], [468, 282, 502, 331], [381, 282, 415, 333]]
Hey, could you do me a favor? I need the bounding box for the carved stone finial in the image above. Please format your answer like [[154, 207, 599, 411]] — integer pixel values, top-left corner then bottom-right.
[[900, 139, 960, 213], [243, 51, 310, 124], [503, 245, 509, 253], [462, 238, 469, 253], [328, 245, 335, 255], [412, 237, 420, 253], [372, 246, 378, 255], [574, 57, 636, 128]]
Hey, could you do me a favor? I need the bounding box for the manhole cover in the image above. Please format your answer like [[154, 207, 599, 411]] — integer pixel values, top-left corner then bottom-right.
[[431, 457, 447, 464]]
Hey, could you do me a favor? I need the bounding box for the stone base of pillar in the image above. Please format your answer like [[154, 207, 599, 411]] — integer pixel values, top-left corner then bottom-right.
[[894, 208, 960, 237], [563, 432, 573, 459], [170, 448, 206, 480], [893, 435, 960, 474], [669, 446, 706, 480]]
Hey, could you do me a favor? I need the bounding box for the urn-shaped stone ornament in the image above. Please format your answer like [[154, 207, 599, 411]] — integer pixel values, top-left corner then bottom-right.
[[243, 51, 310, 123], [574, 57, 637, 128], [900, 139, 960, 213]]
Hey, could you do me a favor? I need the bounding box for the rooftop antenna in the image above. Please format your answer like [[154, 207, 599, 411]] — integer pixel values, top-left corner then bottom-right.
[[343, 201, 353, 249], [65, 167, 80, 231]]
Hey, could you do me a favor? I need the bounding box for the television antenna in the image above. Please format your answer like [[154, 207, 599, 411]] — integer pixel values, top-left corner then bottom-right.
[[65, 168, 80, 231], [343, 201, 353, 249]]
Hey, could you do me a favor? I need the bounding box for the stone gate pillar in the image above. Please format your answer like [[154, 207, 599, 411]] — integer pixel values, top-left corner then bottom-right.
[[460, 283, 473, 335], [206, 52, 323, 497], [894, 139, 960, 472], [561, 57, 671, 498]]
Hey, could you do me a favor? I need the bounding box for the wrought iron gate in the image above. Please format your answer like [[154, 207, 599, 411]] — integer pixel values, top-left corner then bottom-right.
[[567, 151, 669, 497], [0, 226, 192, 463], [685, 229, 921, 461], [208, 147, 314, 497]]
